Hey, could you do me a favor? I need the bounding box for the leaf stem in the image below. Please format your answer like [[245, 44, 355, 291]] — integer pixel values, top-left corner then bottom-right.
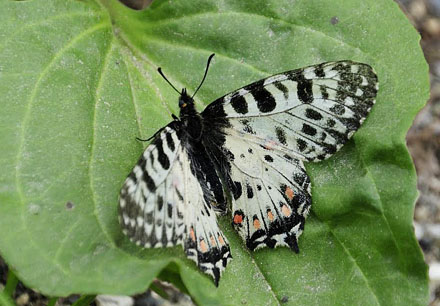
[[4, 270, 19, 298], [72, 295, 96, 306], [150, 280, 169, 300], [0, 290, 15, 306], [47, 297, 58, 306]]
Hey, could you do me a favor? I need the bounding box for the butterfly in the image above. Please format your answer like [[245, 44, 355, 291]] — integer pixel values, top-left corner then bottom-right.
[[118, 54, 378, 286]]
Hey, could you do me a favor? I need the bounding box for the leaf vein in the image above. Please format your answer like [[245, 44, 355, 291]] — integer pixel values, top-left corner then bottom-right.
[[88, 38, 117, 248], [121, 52, 146, 146], [14, 21, 110, 278], [0, 11, 103, 52], [324, 220, 381, 305]]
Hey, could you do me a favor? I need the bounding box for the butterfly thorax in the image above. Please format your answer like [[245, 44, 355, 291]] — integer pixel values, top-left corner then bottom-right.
[[179, 89, 204, 141]]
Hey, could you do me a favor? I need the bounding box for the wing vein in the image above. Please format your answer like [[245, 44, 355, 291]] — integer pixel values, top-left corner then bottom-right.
[[227, 129, 308, 160]]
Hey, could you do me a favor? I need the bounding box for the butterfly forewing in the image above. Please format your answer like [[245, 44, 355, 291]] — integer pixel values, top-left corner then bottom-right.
[[119, 124, 184, 247], [203, 61, 377, 159], [119, 123, 231, 285]]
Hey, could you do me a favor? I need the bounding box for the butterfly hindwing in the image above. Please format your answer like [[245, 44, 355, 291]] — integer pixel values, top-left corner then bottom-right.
[[202, 60, 378, 251], [226, 133, 311, 251], [119, 123, 231, 285], [175, 144, 232, 285]]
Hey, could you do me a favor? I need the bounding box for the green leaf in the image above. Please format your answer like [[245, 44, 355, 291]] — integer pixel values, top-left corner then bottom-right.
[[0, 0, 429, 304]]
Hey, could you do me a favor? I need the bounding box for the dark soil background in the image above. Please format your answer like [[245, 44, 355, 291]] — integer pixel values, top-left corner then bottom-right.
[[1, 0, 439, 305]]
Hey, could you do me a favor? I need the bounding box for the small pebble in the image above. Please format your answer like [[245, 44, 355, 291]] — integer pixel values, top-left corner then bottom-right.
[[16, 293, 29, 306], [410, 1, 427, 19], [430, 263, 440, 281], [96, 295, 133, 306], [424, 17, 440, 35]]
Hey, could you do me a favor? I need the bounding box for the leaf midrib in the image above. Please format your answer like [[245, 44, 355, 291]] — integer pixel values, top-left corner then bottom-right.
[[88, 35, 116, 248]]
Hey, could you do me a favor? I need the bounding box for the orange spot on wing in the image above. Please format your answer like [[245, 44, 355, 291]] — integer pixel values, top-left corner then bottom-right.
[[200, 239, 208, 253], [267, 210, 274, 221], [282, 204, 292, 217], [218, 235, 225, 246], [285, 186, 294, 200], [233, 214, 243, 224], [190, 227, 196, 242], [253, 218, 261, 230], [264, 140, 277, 150], [210, 235, 216, 246]]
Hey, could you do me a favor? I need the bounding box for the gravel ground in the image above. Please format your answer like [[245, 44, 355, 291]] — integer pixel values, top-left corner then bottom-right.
[[1, 1, 439, 305]]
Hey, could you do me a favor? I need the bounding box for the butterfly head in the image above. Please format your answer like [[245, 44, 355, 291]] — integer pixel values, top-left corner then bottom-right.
[[179, 88, 194, 109], [157, 53, 215, 117]]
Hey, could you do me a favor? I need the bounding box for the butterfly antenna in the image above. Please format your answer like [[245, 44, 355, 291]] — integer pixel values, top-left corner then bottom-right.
[[192, 53, 215, 98], [158, 67, 180, 95]]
